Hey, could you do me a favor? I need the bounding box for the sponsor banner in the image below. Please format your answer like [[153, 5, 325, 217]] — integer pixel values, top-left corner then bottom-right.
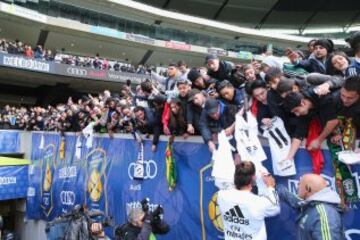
[[26, 132, 360, 239], [0, 2, 47, 23], [0, 165, 28, 200], [0, 52, 147, 84], [90, 26, 125, 39], [0, 131, 20, 153], [165, 41, 192, 51], [0, 52, 52, 72], [54, 64, 147, 84], [126, 33, 155, 45], [237, 51, 253, 60], [207, 48, 227, 57]]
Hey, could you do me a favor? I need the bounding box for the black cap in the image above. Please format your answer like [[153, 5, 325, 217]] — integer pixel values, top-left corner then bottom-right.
[[187, 68, 201, 82], [205, 54, 218, 63], [204, 98, 219, 115], [187, 89, 201, 102], [313, 39, 334, 53], [345, 31, 360, 50]]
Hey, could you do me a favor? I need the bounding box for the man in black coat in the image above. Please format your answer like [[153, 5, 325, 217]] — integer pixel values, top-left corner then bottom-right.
[[199, 98, 237, 153]]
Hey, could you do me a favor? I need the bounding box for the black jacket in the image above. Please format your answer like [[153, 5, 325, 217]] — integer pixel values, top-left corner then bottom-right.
[[207, 61, 234, 81], [199, 101, 237, 143], [115, 222, 152, 240], [134, 108, 161, 145], [333, 90, 360, 138]]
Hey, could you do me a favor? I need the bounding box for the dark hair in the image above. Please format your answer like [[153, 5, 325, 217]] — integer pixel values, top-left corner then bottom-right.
[[216, 80, 233, 92], [229, 69, 246, 87], [133, 106, 145, 113], [308, 39, 317, 47], [264, 67, 282, 83], [234, 161, 255, 189], [140, 80, 153, 94], [313, 39, 334, 53], [168, 62, 177, 67], [343, 76, 360, 95], [248, 79, 267, 95], [276, 78, 296, 96], [345, 31, 360, 53], [283, 92, 304, 111], [177, 60, 186, 67], [327, 51, 351, 75]]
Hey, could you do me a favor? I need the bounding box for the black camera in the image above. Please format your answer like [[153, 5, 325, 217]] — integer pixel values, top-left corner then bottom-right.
[[140, 198, 170, 235]]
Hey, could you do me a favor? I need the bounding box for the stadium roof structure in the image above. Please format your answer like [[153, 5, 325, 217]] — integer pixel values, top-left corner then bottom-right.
[[134, 0, 360, 34]]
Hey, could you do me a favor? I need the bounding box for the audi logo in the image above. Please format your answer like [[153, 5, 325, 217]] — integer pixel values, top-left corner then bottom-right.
[[345, 229, 360, 240], [128, 160, 157, 180], [66, 67, 88, 76], [60, 191, 75, 206]]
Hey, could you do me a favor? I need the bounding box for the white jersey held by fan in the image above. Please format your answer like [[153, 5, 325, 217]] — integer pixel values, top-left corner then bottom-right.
[[235, 111, 267, 163], [235, 111, 269, 195], [262, 117, 296, 176], [211, 131, 235, 190]]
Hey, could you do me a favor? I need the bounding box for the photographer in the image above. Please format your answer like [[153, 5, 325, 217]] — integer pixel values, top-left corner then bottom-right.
[[115, 199, 169, 240], [116, 208, 153, 240]]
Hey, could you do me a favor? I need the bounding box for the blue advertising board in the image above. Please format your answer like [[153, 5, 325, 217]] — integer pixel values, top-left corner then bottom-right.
[[0, 165, 28, 200], [0, 131, 20, 153], [26, 132, 360, 239]]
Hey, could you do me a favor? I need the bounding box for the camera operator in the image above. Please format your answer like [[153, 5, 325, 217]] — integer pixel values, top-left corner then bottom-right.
[[116, 208, 153, 240], [115, 199, 169, 240]]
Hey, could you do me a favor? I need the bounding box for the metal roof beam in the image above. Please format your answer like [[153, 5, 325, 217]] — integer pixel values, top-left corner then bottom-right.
[[298, 0, 327, 34], [138, 49, 153, 65], [343, 10, 360, 32], [213, 0, 229, 20], [255, 0, 280, 30], [162, 0, 171, 9]]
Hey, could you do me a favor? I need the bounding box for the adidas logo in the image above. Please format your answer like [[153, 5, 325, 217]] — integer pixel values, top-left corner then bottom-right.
[[223, 205, 249, 225]]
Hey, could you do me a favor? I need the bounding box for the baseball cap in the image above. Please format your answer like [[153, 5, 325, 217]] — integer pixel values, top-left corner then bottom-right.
[[205, 54, 218, 63], [204, 98, 219, 115], [187, 89, 201, 102]]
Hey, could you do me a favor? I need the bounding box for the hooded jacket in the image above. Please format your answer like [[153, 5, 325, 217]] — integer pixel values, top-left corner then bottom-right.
[[277, 185, 345, 240]]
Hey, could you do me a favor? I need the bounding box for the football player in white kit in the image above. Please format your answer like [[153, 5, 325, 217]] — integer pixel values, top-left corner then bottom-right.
[[217, 161, 280, 240]]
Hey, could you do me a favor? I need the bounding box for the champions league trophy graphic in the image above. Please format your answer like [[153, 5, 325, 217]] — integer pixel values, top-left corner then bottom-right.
[[40, 144, 57, 217], [85, 148, 108, 214]]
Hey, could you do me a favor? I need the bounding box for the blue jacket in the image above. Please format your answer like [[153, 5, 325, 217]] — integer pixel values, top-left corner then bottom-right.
[[220, 88, 245, 109], [277, 185, 345, 240], [295, 54, 331, 74], [199, 101, 237, 143], [346, 58, 360, 77]]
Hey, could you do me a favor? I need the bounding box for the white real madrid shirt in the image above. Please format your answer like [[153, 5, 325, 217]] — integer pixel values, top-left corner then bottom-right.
[[235, 112, 267, 163], [212, 131, 236, 190], [262, 117, 296, 176], [217, 188, 280, 240]]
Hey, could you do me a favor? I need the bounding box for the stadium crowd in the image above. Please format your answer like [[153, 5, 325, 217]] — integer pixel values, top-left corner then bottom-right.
[[0, 33, 360, 157], [1, 25, 360, 240], [0, 38, 155, 74]]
